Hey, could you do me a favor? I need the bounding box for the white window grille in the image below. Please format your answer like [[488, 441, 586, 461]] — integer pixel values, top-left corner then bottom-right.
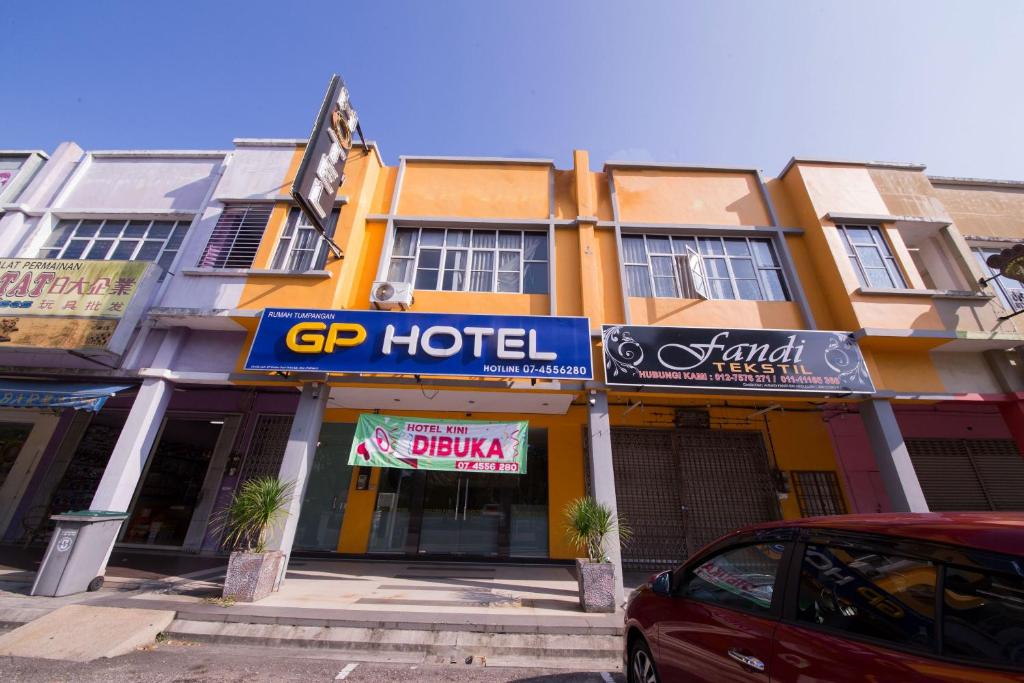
[[621, 234, 789, 301], [386, 227, 548, 294], [196, 205, 273, 269], [38, 218, 189, 272]]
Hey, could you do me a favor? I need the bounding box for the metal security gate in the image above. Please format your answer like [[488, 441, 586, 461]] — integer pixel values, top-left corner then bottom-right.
[[907, 438, 1024, 511], [237, 414, 293, 483], [677, 429, 779, 556], [611, 429, 686, 571], [610, 427, 779, 571]]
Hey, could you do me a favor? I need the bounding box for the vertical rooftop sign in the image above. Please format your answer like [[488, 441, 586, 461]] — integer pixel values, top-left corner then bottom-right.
[[291, 74, 359, 253]]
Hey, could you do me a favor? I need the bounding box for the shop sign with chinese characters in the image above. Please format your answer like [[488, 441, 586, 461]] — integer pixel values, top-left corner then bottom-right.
[[349, 414, 528, 474], [0, 259, 159, 354], [603, 324, 875, 394]]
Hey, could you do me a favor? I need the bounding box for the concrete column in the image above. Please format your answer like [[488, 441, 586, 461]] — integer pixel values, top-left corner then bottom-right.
[[89, 378, 173, 512], [266, 381, 328, 583], [586, 390, 625, 605], [860, 399, 929, 512]]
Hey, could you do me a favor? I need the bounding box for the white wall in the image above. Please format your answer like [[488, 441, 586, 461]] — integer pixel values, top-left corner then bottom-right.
[[60, 157, 221, 212], [214, 147, 295, 200]]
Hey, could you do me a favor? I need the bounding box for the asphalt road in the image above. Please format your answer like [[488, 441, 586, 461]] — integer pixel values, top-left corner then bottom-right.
[[0, 641, 627, 683]]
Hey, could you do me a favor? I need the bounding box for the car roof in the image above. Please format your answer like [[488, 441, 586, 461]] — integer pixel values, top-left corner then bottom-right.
[[741, 512, 1024, 556]]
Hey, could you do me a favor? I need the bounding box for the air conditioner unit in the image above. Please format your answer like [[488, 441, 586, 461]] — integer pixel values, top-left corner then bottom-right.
[[370, 280, 414, 310]]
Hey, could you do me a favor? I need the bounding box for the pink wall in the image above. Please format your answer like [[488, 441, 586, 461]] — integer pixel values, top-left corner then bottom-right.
[[827, 402, 1012, 513]]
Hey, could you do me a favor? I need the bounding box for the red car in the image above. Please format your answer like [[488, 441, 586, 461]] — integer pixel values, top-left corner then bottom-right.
[[623, 513, 1024, 682]]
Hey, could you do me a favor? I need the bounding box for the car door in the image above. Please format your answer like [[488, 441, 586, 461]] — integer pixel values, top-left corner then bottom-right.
[[656, 536, 791, 682], [770, 533, 1024, 682]]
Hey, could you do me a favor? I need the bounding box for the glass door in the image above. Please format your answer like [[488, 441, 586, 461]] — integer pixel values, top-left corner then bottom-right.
[[294, 424, 356, 551], [367, 467, 415, 553], [121, 419, 222, 546], [418, 470, 511, 556]]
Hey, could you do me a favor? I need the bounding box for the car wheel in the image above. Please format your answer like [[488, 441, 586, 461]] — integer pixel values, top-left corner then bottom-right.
[[630, 637, 660, 683]]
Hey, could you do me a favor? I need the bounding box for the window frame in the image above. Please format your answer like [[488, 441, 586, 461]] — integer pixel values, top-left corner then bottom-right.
[[780, 530, 1024, 673], [270, 207, 339, 272], [38, 216, 189, 272], [620, 232, 791, 302], [837, 224, 909, 290], [972, 244, 1024, 312], [669, 531, 796, 621], [196, 203, 274, 269], [386, 226, 550, 295]]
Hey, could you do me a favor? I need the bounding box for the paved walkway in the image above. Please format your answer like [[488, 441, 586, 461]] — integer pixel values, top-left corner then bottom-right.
[[0, 550, 622, 634]]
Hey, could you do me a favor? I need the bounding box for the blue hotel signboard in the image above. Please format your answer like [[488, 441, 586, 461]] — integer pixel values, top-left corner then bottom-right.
[[245, 308, 593, 380]]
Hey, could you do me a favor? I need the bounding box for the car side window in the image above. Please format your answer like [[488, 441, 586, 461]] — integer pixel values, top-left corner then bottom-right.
[[796, 542, 937, 651], [943, 566, 1024, 668], [677, 542, 787, 616]]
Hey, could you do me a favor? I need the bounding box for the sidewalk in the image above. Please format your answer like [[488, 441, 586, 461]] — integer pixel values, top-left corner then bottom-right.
[[0, 553, 624, 668]]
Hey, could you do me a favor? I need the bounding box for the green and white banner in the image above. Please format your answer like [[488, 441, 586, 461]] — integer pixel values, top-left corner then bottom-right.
[[348, 414, 528, 474]]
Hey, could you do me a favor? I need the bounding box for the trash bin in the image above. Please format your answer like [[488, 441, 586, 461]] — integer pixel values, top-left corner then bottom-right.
[[30, 510, 128, 597]]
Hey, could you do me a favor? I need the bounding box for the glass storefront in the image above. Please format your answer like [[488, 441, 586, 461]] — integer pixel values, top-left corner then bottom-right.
[[364, 428, 549, 558], [121, 418, 222, 546], [294, 423, 356, 551]]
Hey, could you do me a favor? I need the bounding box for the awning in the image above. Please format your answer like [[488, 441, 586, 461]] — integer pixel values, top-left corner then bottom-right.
[[0, 381, 133, 412]]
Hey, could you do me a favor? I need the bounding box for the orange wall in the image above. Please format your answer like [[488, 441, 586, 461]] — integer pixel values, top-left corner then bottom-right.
[[613, 170, 771, 225], [398, 162, 550, 218]]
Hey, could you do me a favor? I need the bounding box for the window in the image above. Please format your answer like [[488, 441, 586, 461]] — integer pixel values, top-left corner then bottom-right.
[[270, 208, 339, 272], [38, 218, 189, 272], [196, 204, 273, 269], [677, 542, 786, 615], [792, 471, 847, 517], [621, 234, 789, 301], [796, 543, 937, 651], [386, 227, 548, 294], [838, 224, 907, 289], [943, 566, 1024, 668], [973, 246, 1024, 312]]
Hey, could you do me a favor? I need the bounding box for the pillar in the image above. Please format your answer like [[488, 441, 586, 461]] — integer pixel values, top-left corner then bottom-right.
[[266, 381, 328, 583], [860, 399, 929, 512], [89, 378, 173, 512], [586, 390, 625, 605]]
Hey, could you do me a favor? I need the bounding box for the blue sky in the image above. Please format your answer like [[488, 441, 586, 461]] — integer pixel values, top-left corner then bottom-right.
[[2, 1, 1022, 179]]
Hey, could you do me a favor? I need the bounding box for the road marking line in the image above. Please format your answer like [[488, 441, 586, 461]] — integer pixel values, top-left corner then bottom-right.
[[335, 663, 358, 680], [601, 672, 615, 683]]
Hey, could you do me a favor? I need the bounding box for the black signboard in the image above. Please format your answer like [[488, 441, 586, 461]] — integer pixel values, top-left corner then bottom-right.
[[602, 325, 875, 394], [291, 74, 358, 243]]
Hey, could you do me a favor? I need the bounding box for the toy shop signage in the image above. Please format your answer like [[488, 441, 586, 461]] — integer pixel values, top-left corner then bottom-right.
[[349, 414, 528, 474], [0, 259, 159, 354], [602, 325, 875, 394]]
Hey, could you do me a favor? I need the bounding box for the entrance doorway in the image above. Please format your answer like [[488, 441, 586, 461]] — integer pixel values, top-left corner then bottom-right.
[[611, 427, 779, 571], [121, 418, 224, 546], [367, 428, 549, 558]]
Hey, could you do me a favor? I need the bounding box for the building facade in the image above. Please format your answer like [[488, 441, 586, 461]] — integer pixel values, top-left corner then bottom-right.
[[1, 138, 1024, 599]]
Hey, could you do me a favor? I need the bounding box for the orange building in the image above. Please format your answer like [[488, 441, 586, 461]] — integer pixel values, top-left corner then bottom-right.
[[3, 136, 1024, 601]]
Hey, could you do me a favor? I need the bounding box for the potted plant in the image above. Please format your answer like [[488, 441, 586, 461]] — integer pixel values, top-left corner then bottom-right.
[[215, 477, 293, 602], [564, 496, 630, 613]]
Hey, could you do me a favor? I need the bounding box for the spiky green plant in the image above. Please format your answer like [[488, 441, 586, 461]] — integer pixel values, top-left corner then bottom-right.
[[214, 477, 294, 553], [564, 496, 631, 563]]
